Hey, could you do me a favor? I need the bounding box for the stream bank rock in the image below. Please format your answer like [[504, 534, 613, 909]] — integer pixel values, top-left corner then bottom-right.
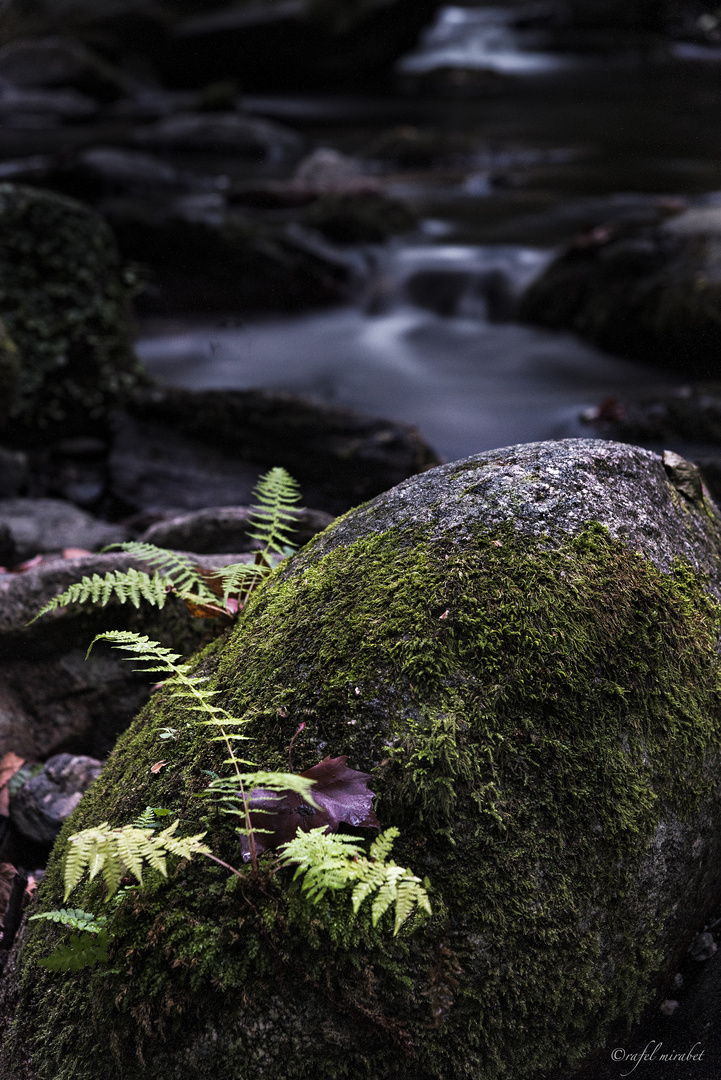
[[3, 439, 721, 1079], [0, 183, 145, 440], [518, 205, 721, 377]]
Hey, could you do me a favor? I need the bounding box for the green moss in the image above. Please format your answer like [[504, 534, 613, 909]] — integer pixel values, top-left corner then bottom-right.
[[0, 184, 147, 437], [3, 521, 721, 1080]]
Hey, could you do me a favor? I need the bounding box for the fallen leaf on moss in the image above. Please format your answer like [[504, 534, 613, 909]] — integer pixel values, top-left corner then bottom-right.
[[243, 755, 379, 858]]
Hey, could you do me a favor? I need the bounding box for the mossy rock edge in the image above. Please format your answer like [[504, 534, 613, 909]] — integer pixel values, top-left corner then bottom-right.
[[3, 438, 721, 1080]]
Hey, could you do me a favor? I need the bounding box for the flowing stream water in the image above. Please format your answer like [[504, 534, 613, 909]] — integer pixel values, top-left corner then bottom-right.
[[137, 5, 721, 463]]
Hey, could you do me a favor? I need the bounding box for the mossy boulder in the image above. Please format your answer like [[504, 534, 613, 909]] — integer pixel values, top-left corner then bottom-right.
[[0, 184, 146, 439], [518, 207, 721, 377], [4, 438, 721, 1079]]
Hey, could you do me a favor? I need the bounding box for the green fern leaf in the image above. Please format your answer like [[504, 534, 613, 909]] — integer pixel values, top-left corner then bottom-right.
[[29, 908, 107, 933], [103, 542, 216, 602], [247, 467, 302, 555], [279, 827, 431, 936], [37, 929, 111, 972], [63, 820, 210, 902], [30, 569, 170, 622]]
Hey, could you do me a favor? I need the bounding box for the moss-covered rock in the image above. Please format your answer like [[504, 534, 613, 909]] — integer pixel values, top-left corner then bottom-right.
[[0, 184, 146, 439], [3, 438, 721, 1080], [518, 207, 721, 377]]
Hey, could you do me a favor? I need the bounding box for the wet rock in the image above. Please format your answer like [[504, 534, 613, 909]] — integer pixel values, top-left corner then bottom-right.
[[518, 204, 721, 376], [133, 112, 302, 161], [120, 387, 441, 515], [0, 184, 146, 440], [9, 754, 102, 845], [0, 499, 125, 562], [0, 36, 132, 101], [6, 439, 721, 1078], [140, 505, 335, 553]]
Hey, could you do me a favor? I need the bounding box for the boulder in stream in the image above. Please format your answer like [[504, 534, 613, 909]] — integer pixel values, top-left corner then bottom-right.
[[3, 439, 721, 1078], [518, 204, 721, 377]]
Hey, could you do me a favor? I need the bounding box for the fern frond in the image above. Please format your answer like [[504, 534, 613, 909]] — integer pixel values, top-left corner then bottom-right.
[[103, 542, 216, 601], [279, 827, 431, 936], [212, 560, 269, 603], [37, 929, 111, 971], [29, 908, 107, 933], [63, 820, 210, 902], [247, 467, 302, 554], [132, 806, 173, 829], [31, 568, 169, 622]]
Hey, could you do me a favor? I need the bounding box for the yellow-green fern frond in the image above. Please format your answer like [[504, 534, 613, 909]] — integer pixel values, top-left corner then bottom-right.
[[31, 568, 169, 622], [247, 466, 302, 554], [279, 827, 431, 936], [63, 819, 210, 902]]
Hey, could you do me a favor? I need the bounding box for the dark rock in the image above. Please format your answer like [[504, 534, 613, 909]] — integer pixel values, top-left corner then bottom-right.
[[0, 550, 252, 760], [108, 412, 263, 514], [9, 753, 103, 845], [301, 191, 417, 244], [0, 84, 99, 121], [0, 325, 20, 426], [0, 527, 16, 569], [0, 499, 125, 561], [0, 35, 133, 101], [0, 449, 28, 499], [0, 184, 147, 441], [139, 505, 335, 553], [133, 111, 302, 161], [152, 0, 444, 93], [518, 205, 721, 377], [5, 439, 721, 1077], [122, 387, 441, 515], [662, 449, 704, 502], [46, 146, 229, 203], [105, 198, 351, 314]]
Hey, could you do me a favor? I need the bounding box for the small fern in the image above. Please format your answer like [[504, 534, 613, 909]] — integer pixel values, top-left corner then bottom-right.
[[63, 819, 211, 902], [103, 542, 218, 601], [31, 568, 170, 622], [247, 467, 302, 554], [131, 806, 174, 829], [31, 466, 303, 622], [36, 929, 111, 972], [29, 908, 107, 933], [279, 827, 432, 936]]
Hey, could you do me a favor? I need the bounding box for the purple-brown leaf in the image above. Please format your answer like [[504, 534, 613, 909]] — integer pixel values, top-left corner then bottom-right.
[[242, 755, 379, 860]]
